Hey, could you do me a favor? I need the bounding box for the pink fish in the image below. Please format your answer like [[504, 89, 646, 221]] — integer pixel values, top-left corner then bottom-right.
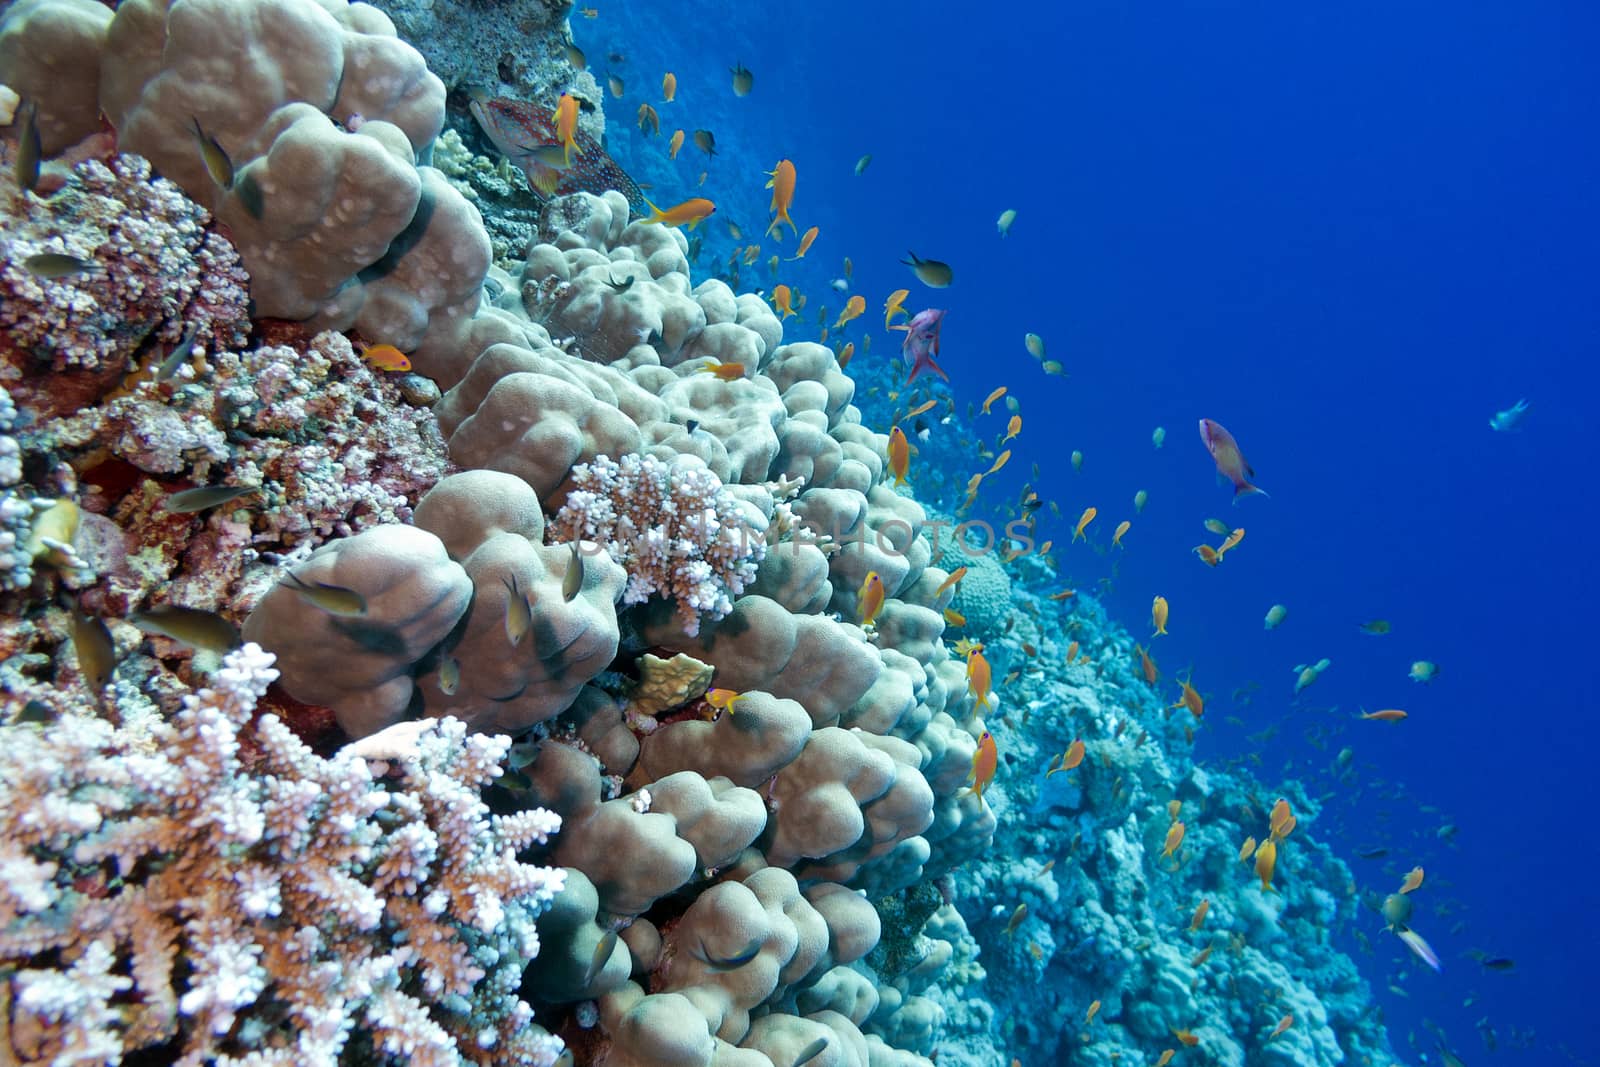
[[899, 308, 949, 383], [1199, 418, 1266, 501]]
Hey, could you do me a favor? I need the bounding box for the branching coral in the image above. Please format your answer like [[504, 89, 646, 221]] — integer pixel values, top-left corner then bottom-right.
[[552, 452, 766, 636], [0, 644, 569, 1066]]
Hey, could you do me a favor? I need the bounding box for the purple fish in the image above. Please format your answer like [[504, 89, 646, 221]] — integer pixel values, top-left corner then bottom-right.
[[469, 94, 644, 211], [1199, 418, 1266, 501], [900, 308, 949, 383]]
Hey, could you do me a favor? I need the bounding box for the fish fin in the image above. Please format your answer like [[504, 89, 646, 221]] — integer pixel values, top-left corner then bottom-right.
[[1232, 483, 1269, 503]]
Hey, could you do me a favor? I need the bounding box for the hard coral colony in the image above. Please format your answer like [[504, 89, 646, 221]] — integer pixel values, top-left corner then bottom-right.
[[0, 1, 1408, 1066]]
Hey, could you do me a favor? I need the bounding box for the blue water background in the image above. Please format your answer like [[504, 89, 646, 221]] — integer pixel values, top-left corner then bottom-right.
[[581, 2, 1600, 1062]]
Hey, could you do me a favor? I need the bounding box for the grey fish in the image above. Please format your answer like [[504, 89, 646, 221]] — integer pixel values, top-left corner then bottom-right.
[[164, 484, 257, 513], [503, 575, 531, 646], [729, 63, 754, 97], [695, 936, 762, 970], [606, 272, 634, 293], [565, 43, 587, 71], [23, 252, 100, 280], [284, 572, 368, 616], [583, 928, 618, 987], [16, 102, 40, 195], [70, 608, 117, 698], [155, 322, 201, 382], [562, 543, 584, 602], [854, 154, 872, 176], [15, 700, 54, 724], [792, 1037, 828, 1067], [131, 605, 241, 652], [437, 653, 461, 695]]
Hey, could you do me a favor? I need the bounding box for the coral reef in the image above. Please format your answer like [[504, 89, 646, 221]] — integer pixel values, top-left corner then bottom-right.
[[0, 644, 568, 1065]]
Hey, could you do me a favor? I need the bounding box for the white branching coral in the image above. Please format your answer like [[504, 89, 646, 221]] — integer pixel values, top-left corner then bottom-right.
[[552, 453, 766, 636], [0, 644, 569, 1067]]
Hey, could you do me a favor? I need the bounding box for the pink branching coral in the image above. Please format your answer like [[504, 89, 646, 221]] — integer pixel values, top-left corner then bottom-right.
[[0, 151, 250, 373], [552, 453, 766, 636], [0, 644, 570, 1066]]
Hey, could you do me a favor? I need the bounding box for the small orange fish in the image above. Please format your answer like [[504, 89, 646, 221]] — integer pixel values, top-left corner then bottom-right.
[[1152, 596, 1169, 636], [1172, 1029, 1200, 1048], [1112, 519, 1131, 547], [884, 287, 910, 327], [986, 450, 1012, 476], [1003, 902, 1027, 936], [698, 360, 747, 381], [765, 158, 798, 237], [857, 571, 885, 627], [1163, 820, 1186, 858], [1268, 1013, 1294, 1040], [642, 195, 715, 229], [1003, 414, 1022, 443], [637, 102, 660, 136], [967, 647, 993, 709], [705, 687, 745, 714], [1065, 640, 1079, 663], [742, 243, 762, 265], [1039, 539, 1053, 555], [1269, 798, 1293, 838], [1086, 1000, 1101, 1025], [788, 225, 819, 260], [668, 129, 685, 158], [1189, 898, 1210, 931], [969, 729, 999, 802], [1136, 644, 1158, 686], [1062, 739, 1086, 770], [1216, 526, 1245, 558], [1167, 799, 1182, 820], [981, 386, 1007, 414], [943, 608, 966, 627], [1254, 837, 1277, 891], [1238, 835, 1258, 862], [837, 341, 855, 369], [1049, 589, 1077, 602], [580, 5, 597, 15], [1193, 544, 1221, 566], [887, 426, 912, 485], [360, 342, 411, 372], [1073, 507, 1097, 542], [1359, 708, 1408, 722], [835, 294, 866, 329], [1156, 1050, 1175, 1067], [771, 284, 798, 319], [934, 566, 967, 597], [1399, 865, 1424, 894], [555, 93, 582, 165], [661, 71, 677, 102], [902, 398, 938, 421], [1191, 944, 1214, 966]]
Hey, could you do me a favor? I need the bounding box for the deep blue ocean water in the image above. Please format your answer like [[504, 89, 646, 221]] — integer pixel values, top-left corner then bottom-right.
[[586, 2, 1599, 1062]]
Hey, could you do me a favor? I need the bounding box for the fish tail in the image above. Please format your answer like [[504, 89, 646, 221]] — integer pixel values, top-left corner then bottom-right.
[[1233, 482, 1269, 503], [641, 196, 664, 225]]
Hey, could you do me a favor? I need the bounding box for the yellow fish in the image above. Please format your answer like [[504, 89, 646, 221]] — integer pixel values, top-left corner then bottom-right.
[[883, 288, 910, 327], [1163, 819, 1186, 858], [1399, 866, 1424, 894], [1086, 1000, 1101, 1025], [1112, 519, 1130, 547], [834, 294, 866, 329], [981, 386, 1007, 414], [857, 571, 885, 626], [1073, 507, 1097, 542], [1152, 595, 1169, 636], [704, 688, 745, 714], [1238, 835, 1258, 862], [986, 450, 1011, 476], [1002, 414, 1022, 444], [1254, 837, 1277, 891]]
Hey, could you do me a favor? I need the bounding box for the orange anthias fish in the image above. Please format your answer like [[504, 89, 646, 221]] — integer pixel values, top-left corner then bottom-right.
[[704, 687, 745, 714], [1086, 1000, 1101, 1025], [981, 386, 1007, 414], [1163, 820, 1186, 858], [1136, 644, 1158, 685], [1269, 798, 1293, 839], [1152, 595, 1170, 636], [837, 341, 855, 369], [986, 450, 1011, 476], [360, 343, 411, 372], [1173, 679, 1203, 720], [1112, 519, 1131, 547], [1254, 837, 1278, 891], [637, 102, 660, 136], [1268, 1013, 1294, 1040], [1073, 507, 1097, 542], [788, 225, 819, 260], [765, 158, 798, 237], [642, 195, 716, 229], [1199, 417, 1268, 501], [902, 398, 938, 421], [884, 288, 910, 327], [934, 566, 967, 597], [857, 571, 885, 626], [470, 94, 644, 209], [1360, 708, 1408, 722], [1400, 865, 1424, 894], [1193, 544, 1221, 566], [698, 360, 747, 382], [967, 646, 993, 709], [1065, 640, 1079, 663], [1238, 835, 1258, 862], [1002, 414, 1022, 444], [1191, 945, 1214, 967], [1156, 1050, 1175, 1067], [1189, 898, 1210, 931], [662, 71, 677, 102], [887, 426, 912, 485], [1061, 738, 1086, 770], [1216, 526, 1245, 558], [1172, 1029, 1201, 1048], [668, 128, 685, 158], [555, 92, 582, 164], [1049, 589, 1077, 602], [969, 729, 999, 802], [771, 284, 797, 319], [834, 294, 866, 329], [943, 608, 966, 627]]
